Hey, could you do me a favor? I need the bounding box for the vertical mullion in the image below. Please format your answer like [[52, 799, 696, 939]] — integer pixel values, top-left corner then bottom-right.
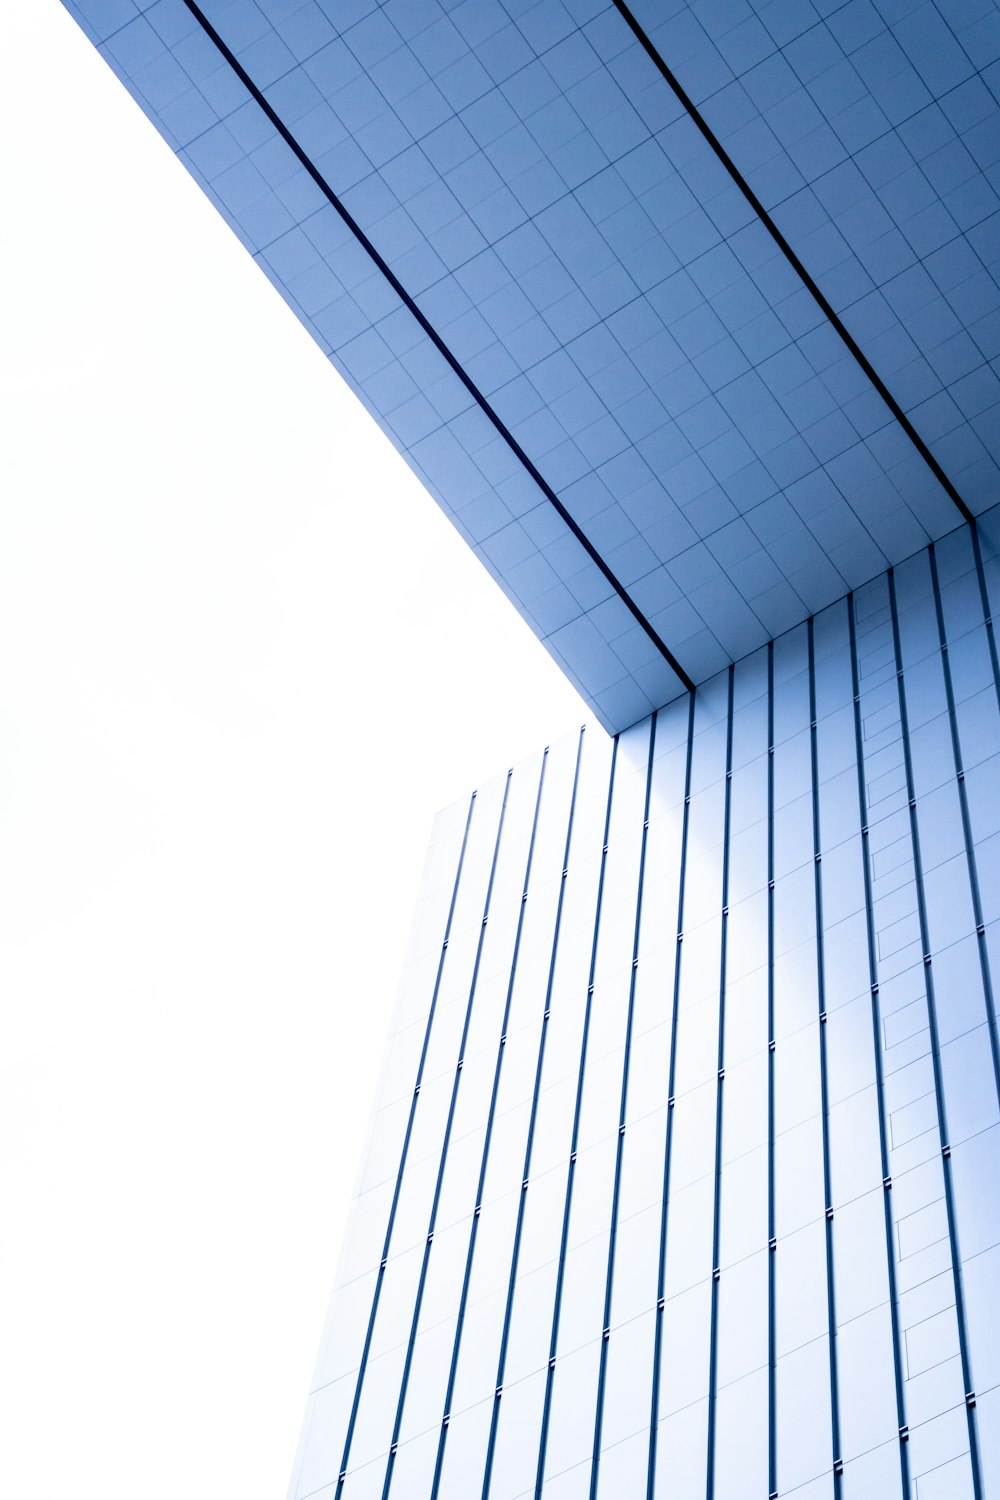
[[848, 599, 910, 1499], [887, 569, 984, 1500], [479, 728, 587, 1500], [379, 773, 513, 1500], [808, 617, 842, 1489], [929, 544, 1000, 1107], [589, 715, 658, 1497], [336, 791, 477, 1489], [534, 736, 620, 1499], [646, 693, 696, 1498], [705, 668, 735, 1500], [426, 749, 550, 1498], [767, 643, 777, 1500], [971, 524, 1000, 718]]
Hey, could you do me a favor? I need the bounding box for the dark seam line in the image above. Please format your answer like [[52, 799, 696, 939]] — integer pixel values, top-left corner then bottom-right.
[[705, 665, 735, 1500], [535, 737, 620, 1499], [611, 0, 975, 529], [887, 570, 984, 1500], [847, 596, 911, 1499], [766, 643, 776, 1500], [971, 525, 1000, 721], [177, 0, 696, 698], [379, 771, 512, 1500], [646, 691, 696, 1499], [480, 727, 587, 1500], [335, 789, 477, 1489], [589, 714, 658, 1500], [970, 522, 1000, 1079], [128, 0, 991, 427], [929, 544, 1000, 1109], [428, 747, 549, 1500], [808, 617, 843, 1492]]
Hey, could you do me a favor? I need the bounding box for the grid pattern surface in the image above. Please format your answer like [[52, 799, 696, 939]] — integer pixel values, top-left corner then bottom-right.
[[626, 0, 1000, 512], [292, 516, 1000, 1500], [60, 0, 994, 730]]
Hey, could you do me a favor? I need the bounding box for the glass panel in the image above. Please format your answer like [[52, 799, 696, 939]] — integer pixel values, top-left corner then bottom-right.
[[775, 1333, 833, 1495], [837, 1302, 898, 1461], [540, 1337, 601, 1485], [652, 1396, 708, 1497], [435, 1395, 492, 1500], [292, 1383, 353, 1499], [598, 1309, 655, 1453], [712, 1366, 768, 1500], [716, 1250, 768, 1390], [488, 1366, 546, 1500], [907, 1405, 975, 1500]]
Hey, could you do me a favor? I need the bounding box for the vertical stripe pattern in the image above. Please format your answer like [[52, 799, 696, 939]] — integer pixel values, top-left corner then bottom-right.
[[294, 549, 1000, 1500]]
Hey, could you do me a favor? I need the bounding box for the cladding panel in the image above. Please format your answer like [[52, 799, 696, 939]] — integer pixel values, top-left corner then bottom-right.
[[294, 539, 1000, 1498], [59, 0, 996, 731]]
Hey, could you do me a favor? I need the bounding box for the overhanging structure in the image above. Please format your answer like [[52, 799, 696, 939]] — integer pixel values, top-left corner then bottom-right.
[[61, 0, 1000, 730]]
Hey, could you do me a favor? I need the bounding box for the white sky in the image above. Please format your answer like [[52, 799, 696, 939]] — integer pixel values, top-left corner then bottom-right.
[[0, 6, 584, 1497]]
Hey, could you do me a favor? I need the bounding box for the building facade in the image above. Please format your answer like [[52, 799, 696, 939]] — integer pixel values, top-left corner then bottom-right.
[[291, 526, 1000, 1500], [58, 2, 1000, 1497], [61, 0, 1000, 729]]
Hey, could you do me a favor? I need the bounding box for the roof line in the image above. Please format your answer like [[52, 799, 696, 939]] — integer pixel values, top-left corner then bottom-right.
[[613, 0, 975, 528], [177, 0, 697, 696]]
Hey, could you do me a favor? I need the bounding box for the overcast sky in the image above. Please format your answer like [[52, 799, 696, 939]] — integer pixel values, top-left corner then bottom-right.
[[0, 7, 585, 1497]]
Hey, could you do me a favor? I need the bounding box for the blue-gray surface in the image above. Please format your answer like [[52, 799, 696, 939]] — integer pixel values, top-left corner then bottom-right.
[[289, 527, 1000, 1499], [60, 0, 1000, 732]]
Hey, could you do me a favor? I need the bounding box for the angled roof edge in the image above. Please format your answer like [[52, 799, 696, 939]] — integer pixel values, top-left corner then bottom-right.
[[60, 0, 993, 731]]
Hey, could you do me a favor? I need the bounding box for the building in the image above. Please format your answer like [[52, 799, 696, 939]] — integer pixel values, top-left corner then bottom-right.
[[60, 2, 1000, 1496], [296, 543, 1000, 1500]]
